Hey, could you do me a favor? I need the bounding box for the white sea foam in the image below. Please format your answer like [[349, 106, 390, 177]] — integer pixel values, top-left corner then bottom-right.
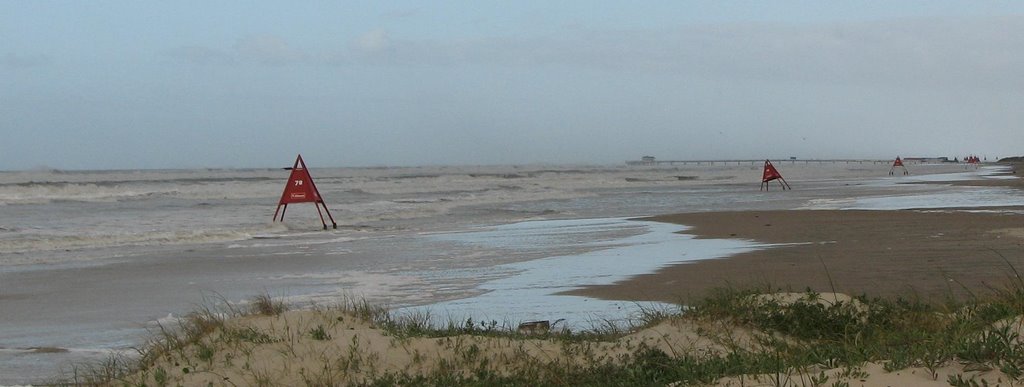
[[0, 229, 257, 254], [0, 172, 282, 205], [0, 162, 996, 267], [798, 198, 859, 209], [847, 188, 1024, 210], [797, 164, 1024, 211], [978, 165, 1020, 179], [225, 235, 363, 250]]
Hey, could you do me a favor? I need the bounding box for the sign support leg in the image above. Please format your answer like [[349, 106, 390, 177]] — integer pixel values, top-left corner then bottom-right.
[[778, 177, 791, 190], [321, 204, 338, 229], [272, 202, 288, 221], [314, 202, 328, 230]]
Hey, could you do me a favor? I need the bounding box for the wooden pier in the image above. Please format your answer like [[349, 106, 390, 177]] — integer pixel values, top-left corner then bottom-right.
[[626, 158, 891, 166]]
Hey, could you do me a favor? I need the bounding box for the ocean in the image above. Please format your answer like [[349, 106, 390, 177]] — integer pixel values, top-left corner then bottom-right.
[[0, 161, 1018, 383]]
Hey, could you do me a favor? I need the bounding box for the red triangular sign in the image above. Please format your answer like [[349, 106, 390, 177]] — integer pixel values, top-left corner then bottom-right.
[[273, 155, 337, 229], [760, 160, 791, 190], [279, 157, 322, 204], [893, 157, 904, 167], [762, 160, 783, 182]]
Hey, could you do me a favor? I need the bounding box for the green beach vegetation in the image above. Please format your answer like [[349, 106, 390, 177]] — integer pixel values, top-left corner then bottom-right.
[[56, 277, 1024, 386]]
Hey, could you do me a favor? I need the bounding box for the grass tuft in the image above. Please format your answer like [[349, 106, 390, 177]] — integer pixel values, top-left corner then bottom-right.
[[250, 292, 288, 316]]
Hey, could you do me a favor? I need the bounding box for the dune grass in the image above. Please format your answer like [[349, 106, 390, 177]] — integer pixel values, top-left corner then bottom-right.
[[51, 274, 1024, 386]]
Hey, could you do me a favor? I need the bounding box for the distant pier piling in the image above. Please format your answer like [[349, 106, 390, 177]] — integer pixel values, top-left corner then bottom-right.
[[626, 158, 890, 166]]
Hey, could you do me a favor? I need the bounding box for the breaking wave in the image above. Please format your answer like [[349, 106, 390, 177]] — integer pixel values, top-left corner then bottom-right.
[[0, 180, 283, 205], [0, 224, 287, 257]]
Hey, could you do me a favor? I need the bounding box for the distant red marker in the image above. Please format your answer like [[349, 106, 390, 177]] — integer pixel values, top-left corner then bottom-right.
[[890, 156, 909, 176], [760, 160, 791, 191]]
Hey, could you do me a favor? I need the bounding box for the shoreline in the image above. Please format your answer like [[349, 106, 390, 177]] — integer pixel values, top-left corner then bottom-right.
[[34, 162, 1024, 385], [6, 160, 1015, 384], [566, 168, 1024, 304]]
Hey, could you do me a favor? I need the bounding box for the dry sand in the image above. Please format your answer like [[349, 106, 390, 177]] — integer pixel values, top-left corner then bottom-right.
[[127, 294, 1015, 387], [125, 308, 761, 385]]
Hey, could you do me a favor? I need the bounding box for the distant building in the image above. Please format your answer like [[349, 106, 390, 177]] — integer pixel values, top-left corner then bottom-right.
[[626, 156, 658, 166]]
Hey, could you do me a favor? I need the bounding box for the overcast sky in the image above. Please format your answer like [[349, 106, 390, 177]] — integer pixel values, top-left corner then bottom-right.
[[2, 1, 1022, 170]]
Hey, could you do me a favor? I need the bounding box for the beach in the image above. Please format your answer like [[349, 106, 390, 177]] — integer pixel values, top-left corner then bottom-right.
[[10, 2, 1024, 383], [572, 162, 1024, 304], [3, 161, 1024, 384], [108, 163, 1024, 386], [569, 209, 1024, 303]]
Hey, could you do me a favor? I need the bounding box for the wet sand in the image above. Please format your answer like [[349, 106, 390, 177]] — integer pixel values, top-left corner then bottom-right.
[[569, 209, 1024, 303], [569, 165, 1024, 304], [947, 162, 1024, 188]]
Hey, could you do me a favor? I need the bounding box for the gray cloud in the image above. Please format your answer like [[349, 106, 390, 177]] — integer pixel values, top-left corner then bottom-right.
[[163, 16, 1024, 91], [380, 8, 419, 20], [234, 35, 305, 65], [351, 29, 393, 53], [167, 35, 305, 65], [1, 53, 51, 69], [344, 16, 1024, 90], [165, 45, 234, 65]]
